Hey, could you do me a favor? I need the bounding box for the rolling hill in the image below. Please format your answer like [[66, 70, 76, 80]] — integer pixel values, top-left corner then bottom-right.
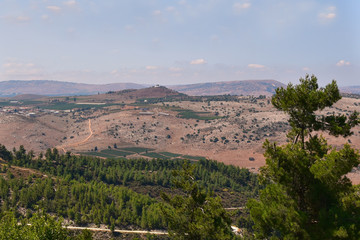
[[1, 80, 359, 98], [168, 80, 286, 96], [0, 80, 145, 97], [340, 86, 360, 95]]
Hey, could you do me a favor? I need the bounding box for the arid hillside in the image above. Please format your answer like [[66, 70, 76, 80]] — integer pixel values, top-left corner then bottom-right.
[[0, 88, 359, 180]]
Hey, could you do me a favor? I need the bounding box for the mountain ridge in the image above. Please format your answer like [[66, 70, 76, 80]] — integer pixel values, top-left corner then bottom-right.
[[168, 79, 286, 96], [0, 79, 358, 97], [0, 80, 145, 97]]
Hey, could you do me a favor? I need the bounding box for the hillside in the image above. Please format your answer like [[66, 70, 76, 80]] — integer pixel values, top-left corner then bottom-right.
[[169, 80, 286, 96], [0, 147, 258, 239], [0, 80, 145, 97], [340, 85, 360, 95]]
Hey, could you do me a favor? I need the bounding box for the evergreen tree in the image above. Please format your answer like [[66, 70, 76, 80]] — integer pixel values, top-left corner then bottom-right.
[[161, 162, 235, 240], [247, 75, 360, 239]]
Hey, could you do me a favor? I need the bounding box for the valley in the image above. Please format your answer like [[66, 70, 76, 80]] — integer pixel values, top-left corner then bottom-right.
[[0, 86, 359, 178]]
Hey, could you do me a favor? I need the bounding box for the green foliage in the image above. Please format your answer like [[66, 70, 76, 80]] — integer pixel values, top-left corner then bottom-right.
[[248, 76, 360, 239], [0, 144, 13, 161], [161, 163, 235, 240], [39, 102, 114, 110], [0, 176, 166, 229], [5, 148, 259, 195], [272, 74, 359, 146], [75, 229, 93, 240], [0, 212, 71, 240], [0, 146, 259, 232]]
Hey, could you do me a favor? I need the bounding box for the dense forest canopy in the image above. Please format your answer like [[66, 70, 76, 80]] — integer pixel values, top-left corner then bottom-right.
[[0, 144, 259, 239]]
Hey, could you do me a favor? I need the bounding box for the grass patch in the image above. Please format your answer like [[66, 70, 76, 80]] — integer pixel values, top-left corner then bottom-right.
[[101, 149, 134, 157], [22, 100, 44, 105], [175, 109, 221, 120], [119, 147, 154, 153], [40, 102, 114, 110], [141, 152, 169, 159], [0, 102, 12, 106], [159, 152, 183, 158], [182, 155, 207, 161]]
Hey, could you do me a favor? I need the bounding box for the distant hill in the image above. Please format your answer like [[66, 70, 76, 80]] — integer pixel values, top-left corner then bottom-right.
[[3, 80, 356, 98], [340, 86, 360, 95], [168, 80, 286, 96], [101, 86, 186, 101], [10, 94, 45, 100], [0, 80, 145, 97]]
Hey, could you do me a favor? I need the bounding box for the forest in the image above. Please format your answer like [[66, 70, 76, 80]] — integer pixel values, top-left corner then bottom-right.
[[0, 144, 259, 239]]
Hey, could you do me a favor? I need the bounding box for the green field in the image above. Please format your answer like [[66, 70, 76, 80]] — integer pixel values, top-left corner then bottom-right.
[[119, 147, 154, 153], [101, 149, 134, 157], [175, 109, 221, 120], [182, 155, 207, 161], [40, 102, 115, 110], [159, 152, 183, 158], [141, 152, 169, 159]]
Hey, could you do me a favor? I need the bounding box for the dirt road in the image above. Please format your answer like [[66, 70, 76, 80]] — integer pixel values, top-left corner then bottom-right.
[[61, 119, 93, 153], [65, 226, 168, 235]]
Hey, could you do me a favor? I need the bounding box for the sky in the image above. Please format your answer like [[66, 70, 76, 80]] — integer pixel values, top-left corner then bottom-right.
[[0, 0, 359, 86]]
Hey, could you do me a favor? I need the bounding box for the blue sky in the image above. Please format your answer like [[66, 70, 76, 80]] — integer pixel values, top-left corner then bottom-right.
[[0, 0, 359, 86]]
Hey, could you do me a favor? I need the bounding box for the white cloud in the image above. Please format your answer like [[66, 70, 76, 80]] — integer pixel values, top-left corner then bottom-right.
[[67, 28, 76, 33], [211, 35, 219, 42], [248, 64, 265, 69], [336, 60, 350, 67], [2, 61, 42, 76], [319, 12, 336, 19], [319, 6, 336, 20], [190, 59, 207, 65], [146, 66, 158, 70], [41, 14, 49, 20], [169, 67, 182, 72], [233, 2, 251, 13], [302, 67, 310, 71], [63, 0, 76, 7], [47, 6, 62, 12], [328, 6, 336, 12], [1, 15, 31, 23], [16, 16, 31, 22], [124, 25, 134, 31], [152, 10, 162, 16], [166, 6, 176, 12]]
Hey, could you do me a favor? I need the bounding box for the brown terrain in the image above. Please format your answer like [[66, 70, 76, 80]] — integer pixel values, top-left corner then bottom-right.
[[0, 85, 359, 183]]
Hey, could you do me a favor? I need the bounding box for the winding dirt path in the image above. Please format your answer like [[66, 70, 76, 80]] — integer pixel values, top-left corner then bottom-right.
[[61, 119, 93, 153]]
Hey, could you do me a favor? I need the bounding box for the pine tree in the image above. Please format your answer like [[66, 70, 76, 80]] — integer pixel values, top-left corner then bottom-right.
[[161, 162, 235, 240], [247, 75, 360, 239]]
